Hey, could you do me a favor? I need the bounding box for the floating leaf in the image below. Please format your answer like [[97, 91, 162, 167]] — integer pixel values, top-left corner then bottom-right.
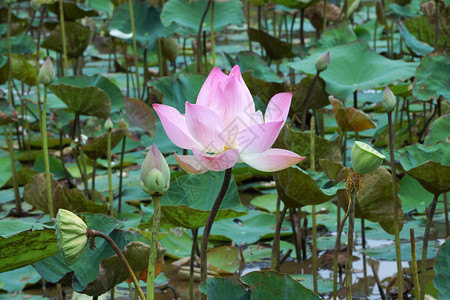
[[399, 142, 450, 195], [412, 54, 450, 101], [161, 0, 244, 35], [248, 28, 296, 60], [275, 166, 346, 208], [23, 173, 108, 214], [82, 129, 126, 159], [0, 220, 58, 273], [288, 41, 419, 99], [48, 1, 99, 20], [250, 193, 283, 213], [241, 271, 320, 299], [200, 278, 250, 300], [329, 96, 376, 132], [0, 265, 41, 293], [207, 246, 241, 274], [41, 22, 91, 58], [434, 239, 450, 300], [273, 125, 341, 171]]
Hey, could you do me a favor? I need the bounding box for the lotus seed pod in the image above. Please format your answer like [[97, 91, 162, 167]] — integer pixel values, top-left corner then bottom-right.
[[381, 86, 396, 113], [39, 57, 55, 85], [140, 144, 170, 196], [104, 117, 113, 131], [55, 209, 88, 265], [351, 141, 385, 174], [315, 52, 330, 72]]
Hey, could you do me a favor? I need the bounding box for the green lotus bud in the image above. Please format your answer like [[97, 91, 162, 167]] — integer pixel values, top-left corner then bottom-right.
[[30, 0, 40, 10], [140, 144, 170, 196], [55, 209, 88, 265], [104, 117, 113, 131], [351, 141, 385, 174], [39, 57, 55, 85], [381, 86, 396, 113], [315, 51, 330, 72]]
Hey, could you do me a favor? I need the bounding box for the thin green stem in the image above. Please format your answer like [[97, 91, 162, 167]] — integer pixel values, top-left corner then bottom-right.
[[419, 193, 439, 300], [271, 196, 281, 270], [332, 211, 349, 299], [157, 38, 163, 77], [210, 0, 216, 66], [189, 228, 198, 300], [345, 189, 356, 300], [118, 136, 127, 213], [196, 0, 212, 73], [300, 71, 320, 131], [434, 0, 440, 50], [387, 112, 403, 299], [58, 0, 68, 76], [91, 230, 146, 300], [323, 0, 328, 32], [107, 128, 113, 217], [128, 0, 140, 98], [272, 205, 288, 271], [6, 3, 21, 215], [42, 87, 54, 217], [200, 168, 233, 290], [310, 117, 318, 293], [410, 228, 420, 299], [147, 195, 161, 300]]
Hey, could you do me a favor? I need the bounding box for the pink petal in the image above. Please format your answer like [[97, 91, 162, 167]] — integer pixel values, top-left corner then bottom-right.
[[265, 92, 292, 124], [236, 121, 284, 153], [185, 103, 225, 152], [197, 67, 228, 107], [239, 149, 306, 172], [228, 65, 255, 111], [174, 153, 209, 174], [192, 148, 239, 172], [153, 104, 202, 150]]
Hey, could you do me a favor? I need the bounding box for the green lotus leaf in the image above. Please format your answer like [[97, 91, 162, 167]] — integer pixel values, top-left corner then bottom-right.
[[271, 0, 319, 9], [47, 1, 99, 20], [0, 220, 58, 273], [241, 271, 320, 299], [0, 32, 35, 55], [403, 15, 450, 50], [248, 28, 296, 60], [207, 246, 241, 274], [41, 22, 91, 58], [412, 54, 450, 101], [288, 41, 419, 99], [200, 277, 250, 299], [424, 114, 450, 145], [274, 166, 346, 208], [434, 239, 450, 299], [0, 98, 18, 125], [161, 0, 244, 35], [82, 129, 126, 160], [121, 97, 157, 139], [399, 142, 450, 194], [0, 54, 36, 86], [399, 22, 433, 57]]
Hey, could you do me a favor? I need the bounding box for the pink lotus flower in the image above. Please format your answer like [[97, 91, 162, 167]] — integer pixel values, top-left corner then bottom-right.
[[153, 66, 305, 174]]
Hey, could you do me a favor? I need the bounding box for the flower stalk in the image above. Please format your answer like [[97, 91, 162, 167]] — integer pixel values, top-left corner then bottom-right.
[[147, 195, 161, 300], [106, 118, 113, 216]]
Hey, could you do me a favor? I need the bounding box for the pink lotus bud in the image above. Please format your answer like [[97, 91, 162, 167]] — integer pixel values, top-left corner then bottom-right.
[[39, 57, 55, 85], [140, 144, 170, 196]]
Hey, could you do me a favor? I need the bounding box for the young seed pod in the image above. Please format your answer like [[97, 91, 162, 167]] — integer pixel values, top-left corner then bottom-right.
[[140, 144, 170, 196], [55, 209, 88, 265], [351, 141, 385, 174], [381, 86, 396, 113], [39, 57, 55, 85], [315, 51, 330, 72]]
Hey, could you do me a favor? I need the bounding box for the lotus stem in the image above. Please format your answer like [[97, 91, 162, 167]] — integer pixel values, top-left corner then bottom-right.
[[310, 117, 318, 292], [272, 205, 288, 271], [387, 111, 403, 299], [200, 168, 233, 291], [210, 0, 216, 66], [157, 38, 163, 77], [41, 87, 54, 217], [107, 128, 113, 216], [374, 20, 377, 51], [271, 196, 281, 270], [118, 136, 127, 213], [189, 228, 198, 300], [444, 193, 449, 237], [300, 9, 305, 46], [128, 0, 140, 98], [92, 158, 97, 200], [410, 228, 420, 299], [196, 0, 212, 73], [147, 195, 161, 300], [323, 0, 328, 32], [300, 71, 320, 131], [5, 4, 21, 215], [434, 0, 440, 50], [247, 1, 252, 52], [332, 208, 349, 299], [89, 230, 145, 300], [58, 0, 68, 76], [419, 193, 439, 300]]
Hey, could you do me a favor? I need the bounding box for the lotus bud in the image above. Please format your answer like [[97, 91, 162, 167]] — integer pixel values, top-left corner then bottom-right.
[[55, 209, 88, 265], [315, 51, 330, 72], [39, 57, 55, 85], [104, 117, 113, 131], [351, 141, 385, 174], [30, 0, 40, 11], [140, 144, 170, 196], [381, 86, 396, 113]]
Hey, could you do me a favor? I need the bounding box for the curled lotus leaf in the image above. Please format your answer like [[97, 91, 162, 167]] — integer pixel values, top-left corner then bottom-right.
[[248, 28, 296, 60], [122, 97, 157, 140], [329, 96, 376, 132], [399, 142, 450, 194], [47, 1, 99, 21], [41, 22, 91, 58]]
